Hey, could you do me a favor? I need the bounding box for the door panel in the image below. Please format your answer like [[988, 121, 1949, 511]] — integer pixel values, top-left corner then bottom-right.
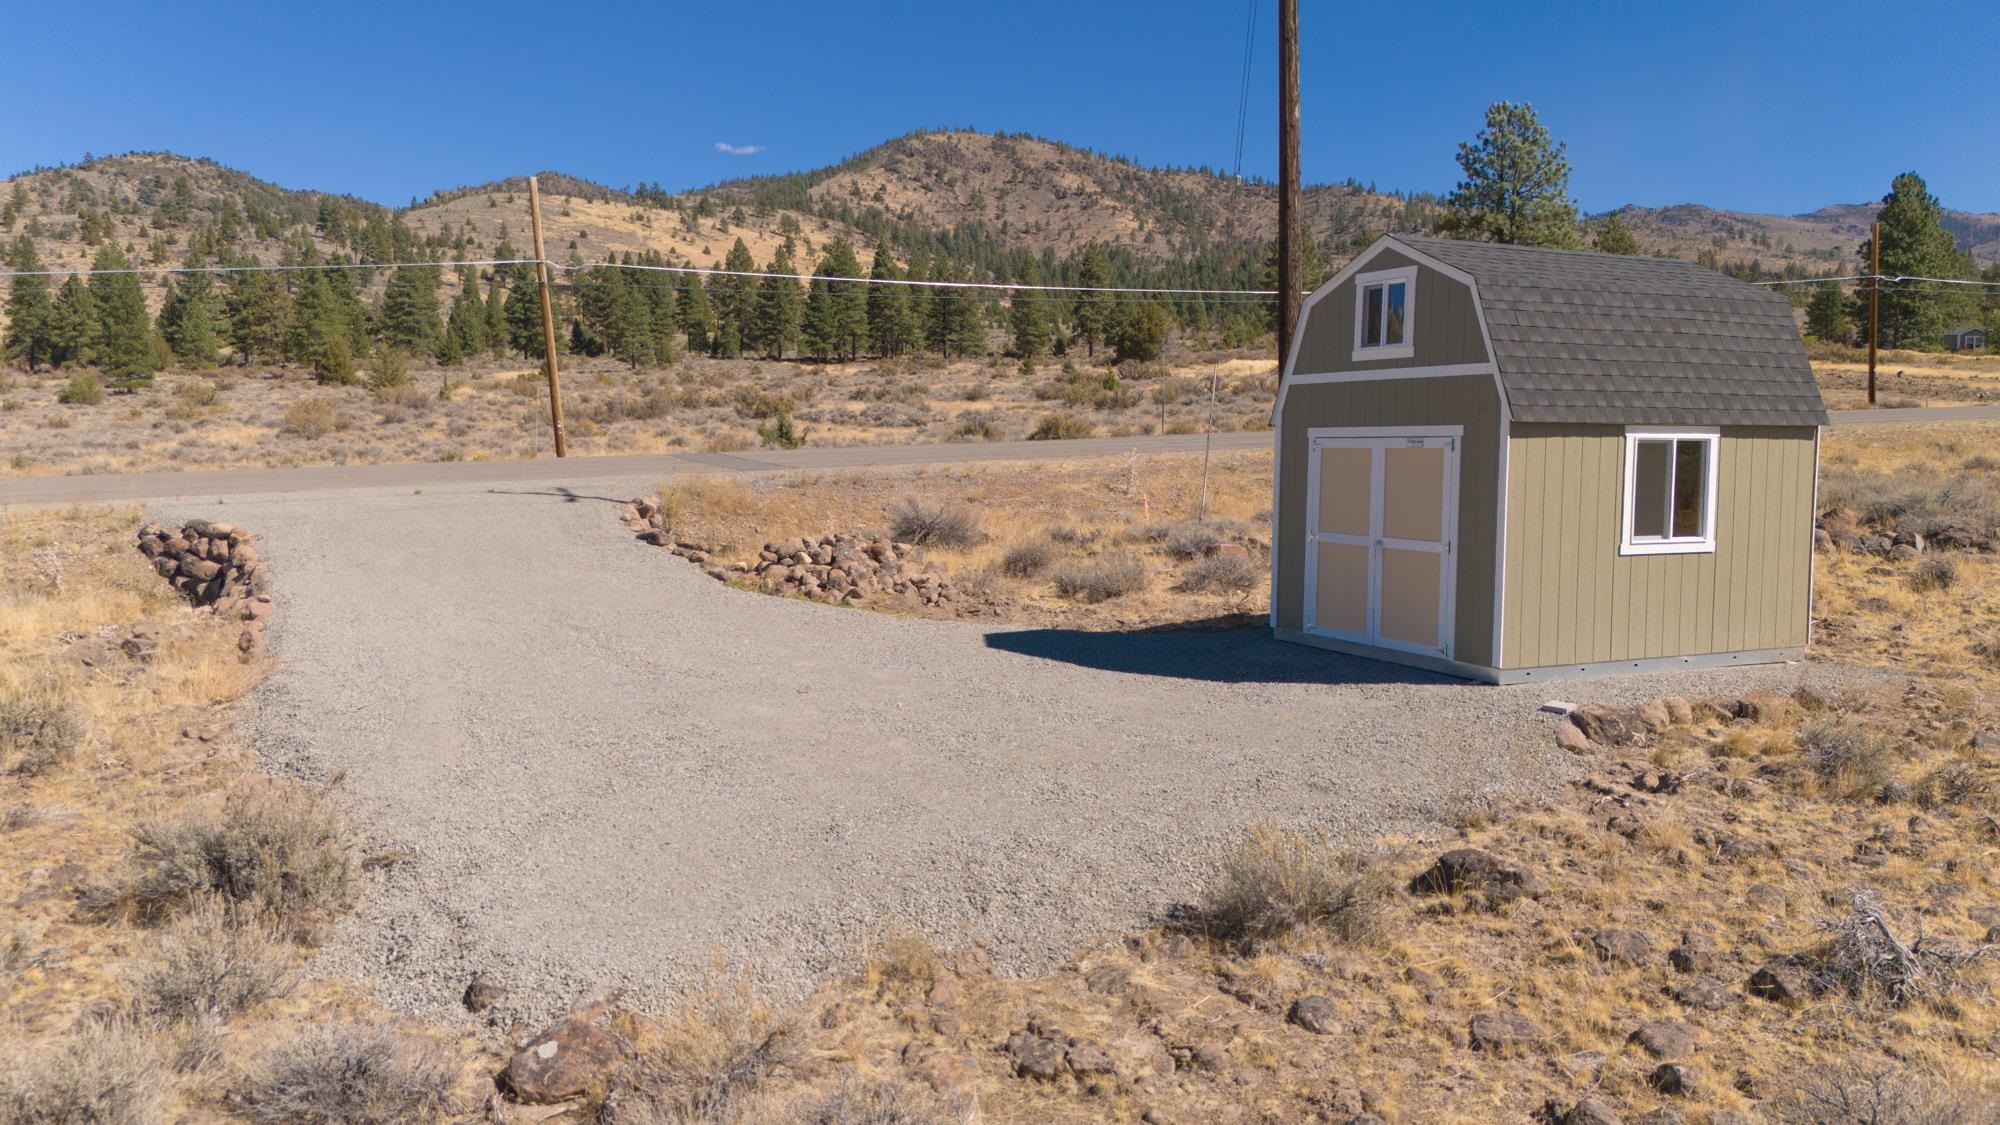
[[1315, 447, 1372, 537], [1378, 547, 1442, 647], [1313, 542, 1371, 638], [1382, 446, 1446, 541]]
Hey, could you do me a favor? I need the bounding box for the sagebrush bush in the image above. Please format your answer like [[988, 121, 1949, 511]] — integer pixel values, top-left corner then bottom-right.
[[1199, 824, 1391, 949], [122, 782, 356, 923], [999, 540, 1055, 578], [0, 1020, 168, 1125], [1908, 555, 1958, 592], [613, 977, 797, 1122], [1795, 724, 1898, 801], [1818, 465, 2000, 537], [57, 373, 105, 405], [1180, 551, 1260, 595], [233, 1023, 459, 1125], [133, 898, 296, 1023], [888, 498, 982, 548], [0, 688, 85, 776], [280, 397, 343, 440], [1773, 1060, 2000, 1124], [780, 1076, 967, 1124], [1051, 553, 1147, 603], [1160, 521, 1222, 560], [1027, 413, 1093, 441]]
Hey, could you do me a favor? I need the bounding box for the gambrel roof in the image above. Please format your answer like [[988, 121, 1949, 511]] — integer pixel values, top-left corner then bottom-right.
[[1391, 235, 1829, 427]]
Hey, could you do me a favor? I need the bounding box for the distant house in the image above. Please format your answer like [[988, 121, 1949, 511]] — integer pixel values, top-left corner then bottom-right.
[[1943, 326, 1987, 352], [1270, 235, 1828, 682]]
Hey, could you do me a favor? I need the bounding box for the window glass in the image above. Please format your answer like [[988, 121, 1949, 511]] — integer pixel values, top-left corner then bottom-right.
[[1384, 282, 1406, 345], [1632, 440, 1670, 539], [1672, 439, 1707, 538], [1362, 284, 1383, 347]]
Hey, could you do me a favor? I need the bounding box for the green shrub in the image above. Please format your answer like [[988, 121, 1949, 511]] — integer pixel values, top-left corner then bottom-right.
[[999, 541, 1055, 578], [0, 689, 84, 776], [1180, 552, 1260, 595], [364, 346, 410, 392], [1051, 553, 1147, 603], [1028, 413, 1093, 441], [58, 373, 105, 405], [756, 410, 806, 449]]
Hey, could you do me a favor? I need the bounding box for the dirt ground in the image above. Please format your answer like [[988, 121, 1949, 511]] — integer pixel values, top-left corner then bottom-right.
[[1812, 344, 2000, 410]]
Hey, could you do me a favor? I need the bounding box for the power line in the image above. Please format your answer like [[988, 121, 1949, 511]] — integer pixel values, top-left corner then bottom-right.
[[1752, 273, 2000, 289], [0, 258, 537, 280], [558, 259, 1276, 297], [1230, 0, 1259, 180]]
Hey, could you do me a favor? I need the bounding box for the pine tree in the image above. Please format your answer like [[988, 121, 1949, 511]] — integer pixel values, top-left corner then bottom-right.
[[1112, 301, 1170, 363], [1440, 101, 1579, 247], [225, 258, 291, 364], [1071, 243, 1112, 357], [1859, 172, 1979, 349], [750, 244, 803, 359], [677, 271, 714, 354], [1804, 280, 1854, 345], [378, 265, 442, 354], [503, 267, 547, 359], [444, 265, 487, 360], [802, 239, 867, 361], [3, 235, 57, 372], [484, 274, 509, 357], [633, 252, 679, 365], [711, 238, 758, 356], [50, 276, 100, 367], [922, 261, 984, 359], [157, 255, 221, 367], [89, 244, 162, 385], [1008, 261, 1053, 359], [1593, 213, 1641, 255], [864, 243, 911, 357]]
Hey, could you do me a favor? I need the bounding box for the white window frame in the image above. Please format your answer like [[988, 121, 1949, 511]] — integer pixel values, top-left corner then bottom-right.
[[1351, 265, 1417, 361], [1620, 427, 1720, 556]]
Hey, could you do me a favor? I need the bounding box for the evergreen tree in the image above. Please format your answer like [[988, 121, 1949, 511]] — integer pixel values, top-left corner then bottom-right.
[[484, 274, 509, 357], [633, 252, 680, 365], [225, 258, 291, 363], [1593, 213, 1641, 255], [864, 243, 912, 357], [1859, 172, 1979, 349], [1112, 301, 1171, 363], [3, 235, 57, 372], [1440, 101, 1579, 247], [88, 244, 162, 385], [157, 256, 221, 367], [924, 261, 983, 358], [1008, 262, 1053, 358], [1804, 280, 1854, 345], [50, 276, 100, 367], [801, 239, 867, 361], [444, 265, 487, 360], [711, 238, 758, 356], [576, 264, 653, 368], [1070, 243, 1112, 356], [677, 271, 714, 354], [749, 244, 803, 359], [378, 265, 442, 353], [503, 267, 547, 358]]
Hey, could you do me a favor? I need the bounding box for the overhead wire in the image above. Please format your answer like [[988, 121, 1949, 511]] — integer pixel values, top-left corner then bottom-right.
[[1230, 0, 1259, 180]]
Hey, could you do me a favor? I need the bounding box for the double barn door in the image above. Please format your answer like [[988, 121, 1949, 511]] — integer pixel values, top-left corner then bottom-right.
[[1305, 430, 1459, 658]]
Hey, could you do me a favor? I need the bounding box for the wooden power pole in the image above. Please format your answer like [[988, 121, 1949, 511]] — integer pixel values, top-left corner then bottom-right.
[[527, 175, 568, 457], [1867, 218, 1880, 406], [1276, 0, 1300, 378]]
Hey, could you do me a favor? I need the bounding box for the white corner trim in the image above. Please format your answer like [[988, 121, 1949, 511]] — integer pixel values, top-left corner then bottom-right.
[[1618, 428, 1721, 556], [1351, 265, 1418, 362]]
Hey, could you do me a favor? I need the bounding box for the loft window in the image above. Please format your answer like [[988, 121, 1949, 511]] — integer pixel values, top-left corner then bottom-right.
[[1621, 429, 1719, 555], [1351, 266, 1417, 359]]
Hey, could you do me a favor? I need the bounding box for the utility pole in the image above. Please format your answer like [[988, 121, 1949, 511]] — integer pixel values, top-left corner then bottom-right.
[[528, 175, 567, 457], [1867, 218, 1880, 406], [1276, 0, 1300, 378]]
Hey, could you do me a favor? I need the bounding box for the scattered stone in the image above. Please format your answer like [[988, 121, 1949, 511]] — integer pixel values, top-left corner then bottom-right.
[[1669, 934, 1718, 974], [1171, 1043, 1228, 1073], [1468, 1010, 1545, 1053], [1664, 697, 1695, 725], [135, 522, 273, 650], [1648, 1062, 1698, 1097], [1570, 704, 1639, 746], [1065, 1042, 1117, 1077], [1555, 719, 1592, 754], [1628, 1019, 1699, 1060], [1733, 691, 1796, 725], [1288, 995, 1340, 1035], [1636, 699, 1673, 734], [1410, 848, 1543, 904], [1633, 1109, 1687, 1125], [1083, 964, 1131, 996], [1591, 929, 1653, 966], [463, 975, 506, 1013], [1563, 1097, 1625, 1125], [500, 1011, 631, 1104], [1005, 1032, 1068, 1082], [1743, 882, 1788, 913], [1669, 978, 1736, 1012], [1748, 961, 1814, 1005], [916, 1051, 980, 1095]]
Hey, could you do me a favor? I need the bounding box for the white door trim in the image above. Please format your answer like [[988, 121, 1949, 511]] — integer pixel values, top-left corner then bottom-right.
[[1303, 426, 1461, 658]]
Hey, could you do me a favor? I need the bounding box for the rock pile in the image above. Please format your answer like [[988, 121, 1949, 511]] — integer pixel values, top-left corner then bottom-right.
[[135, 519, 274, 658], [1816, 505, 1995, 556], [622, 498, 955, 608]]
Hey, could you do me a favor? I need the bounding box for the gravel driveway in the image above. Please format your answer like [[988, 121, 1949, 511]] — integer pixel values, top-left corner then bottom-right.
[[162, 476, 1836, 1023]]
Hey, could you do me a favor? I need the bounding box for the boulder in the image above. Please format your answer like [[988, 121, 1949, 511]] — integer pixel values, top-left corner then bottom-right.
[[1288, 995, 1340, 1035], [501, 1013, 631, 1104], [1635, 699, 1674, 734], [1468, 1010, 1545, 1053], [1555, 719, 1592, 754], [1668, 978, 1735, 1012], [1569, 704, 1639, 746], [1647, 1062, 1698, 1097], [463, 975, 505, 1013], [1006, 1032, 1068, 1081], [1590, 929, 1653, 966], [1747, 961, 1814, 1005], [1628, 1019, 1699, 1060], [1734, 691, 1797, 724], [1410, 848, 1543, 903], [1668, 934, 1717, 974], [1664, 697, 1695, 725], [1065, 1042, 1117, 1077], [1563, 1098, 1625, 1125]]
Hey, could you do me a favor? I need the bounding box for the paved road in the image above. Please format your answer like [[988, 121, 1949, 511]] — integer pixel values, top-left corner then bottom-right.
[[174, 472, 1844, 1023], [9, 402, 1999, 507]]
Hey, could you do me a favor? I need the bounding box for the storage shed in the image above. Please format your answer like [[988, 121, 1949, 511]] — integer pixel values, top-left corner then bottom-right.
[[1270, 234, 1828, 682]]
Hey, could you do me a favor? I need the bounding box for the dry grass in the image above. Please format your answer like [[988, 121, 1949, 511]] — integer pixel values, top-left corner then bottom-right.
[[0, 1018, 169, 1125], [1197, 824, 1393, 950], [118, 780, 356, 924], [131, 897, 297, 1024], [231, 1022, 461, 1125], [607, 973, 799, 1123], [1813, 345, 2000, 410]]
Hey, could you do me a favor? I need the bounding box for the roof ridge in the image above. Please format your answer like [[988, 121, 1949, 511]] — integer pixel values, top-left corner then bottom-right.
[[1392, 232, 1712, 271]]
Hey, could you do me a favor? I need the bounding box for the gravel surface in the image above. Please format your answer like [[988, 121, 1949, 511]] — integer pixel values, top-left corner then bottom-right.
[[160, 476, 1851, 1026]]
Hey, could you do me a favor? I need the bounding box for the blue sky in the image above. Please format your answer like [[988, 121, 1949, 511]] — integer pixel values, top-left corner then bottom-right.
[[3, 0, 1992, 216]]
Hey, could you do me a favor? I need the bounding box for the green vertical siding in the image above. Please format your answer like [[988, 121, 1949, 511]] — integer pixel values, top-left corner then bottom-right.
[[1274, 374, 1504, 665], [1499, 424, 1818, 669], [1290, 250, 1490, 375]]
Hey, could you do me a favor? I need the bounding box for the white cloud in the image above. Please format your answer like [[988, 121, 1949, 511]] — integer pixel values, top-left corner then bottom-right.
[[713, 142, 764, 156]]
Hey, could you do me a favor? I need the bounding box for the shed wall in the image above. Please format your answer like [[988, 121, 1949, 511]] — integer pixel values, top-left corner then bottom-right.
[[1274, 374, 1504, 665], [1498, 424, 1818, 669], [1289, 249, 1490, 374]]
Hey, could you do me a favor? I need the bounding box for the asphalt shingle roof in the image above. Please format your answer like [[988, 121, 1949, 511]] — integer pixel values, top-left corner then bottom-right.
[[1392, 234, 1828, 427]]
